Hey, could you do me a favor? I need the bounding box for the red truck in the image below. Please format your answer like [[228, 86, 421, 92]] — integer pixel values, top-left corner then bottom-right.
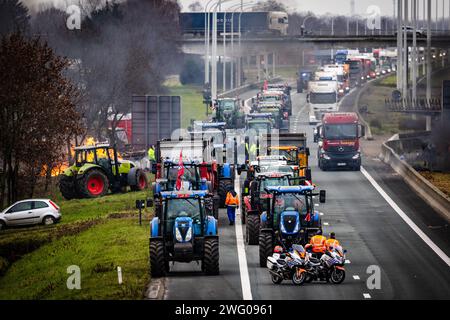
[[314, 112, 365, 171]]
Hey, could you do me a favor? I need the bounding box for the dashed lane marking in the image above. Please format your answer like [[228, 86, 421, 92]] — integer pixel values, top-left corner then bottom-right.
[[363, 293, 372, 299], [353, 275, 360, 280]]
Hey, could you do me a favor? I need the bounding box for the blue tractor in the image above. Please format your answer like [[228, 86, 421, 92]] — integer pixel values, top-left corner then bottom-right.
[[258, 185, 326, 267], [149, 191, 219, 276]]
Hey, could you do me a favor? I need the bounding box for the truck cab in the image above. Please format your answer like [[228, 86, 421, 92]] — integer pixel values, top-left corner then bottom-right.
[[306, 81, 339, 125], [315, 112, 365, 171]]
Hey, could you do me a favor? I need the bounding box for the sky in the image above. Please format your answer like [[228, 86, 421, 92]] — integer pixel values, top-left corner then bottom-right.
[[22, 0, 441, 18]]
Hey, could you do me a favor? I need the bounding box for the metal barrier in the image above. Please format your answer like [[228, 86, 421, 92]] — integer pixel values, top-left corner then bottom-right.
[[380, 137, 450, 222]]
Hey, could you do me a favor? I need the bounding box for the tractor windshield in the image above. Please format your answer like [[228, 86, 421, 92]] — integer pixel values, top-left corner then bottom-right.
[[165, 166, 199, 190], [165, 198, 202, 229], [259, 176, 290, 192], [273, 193, 307, 215], [272, 149, 298, 163]]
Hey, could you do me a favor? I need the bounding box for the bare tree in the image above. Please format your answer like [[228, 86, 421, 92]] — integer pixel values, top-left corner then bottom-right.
[[0, 33, 83, 207]]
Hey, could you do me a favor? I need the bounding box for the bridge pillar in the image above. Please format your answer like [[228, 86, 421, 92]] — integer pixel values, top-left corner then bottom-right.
[[257, 54, 261, 82], [272, 52, 276, 78]]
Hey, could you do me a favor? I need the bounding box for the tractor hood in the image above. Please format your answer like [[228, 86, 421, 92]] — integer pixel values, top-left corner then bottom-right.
[[174, 216, 193, 243], [280, 210, 300, 235]]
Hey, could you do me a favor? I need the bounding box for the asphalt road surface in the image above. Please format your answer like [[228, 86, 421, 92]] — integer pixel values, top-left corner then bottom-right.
[[159, 84, 450, 300]]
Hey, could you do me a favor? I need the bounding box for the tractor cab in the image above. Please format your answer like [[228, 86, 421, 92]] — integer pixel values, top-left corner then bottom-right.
[[213, 98, 245, 129], [149, 191, 219, 276], [258, 185, 326, 267], [245, 113, 274, 134]]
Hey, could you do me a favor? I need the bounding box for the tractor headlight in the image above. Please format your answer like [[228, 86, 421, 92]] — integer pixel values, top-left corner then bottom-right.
[[175, 228, 183, 242], [339, 89, 344, 93], [345, 87, 350, 91], [184, 227, 192, 242]]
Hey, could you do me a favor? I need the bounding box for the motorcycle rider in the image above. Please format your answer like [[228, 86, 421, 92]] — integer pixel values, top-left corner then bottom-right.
[[305, 230, 327, 257], [325, 232, 341, 251]]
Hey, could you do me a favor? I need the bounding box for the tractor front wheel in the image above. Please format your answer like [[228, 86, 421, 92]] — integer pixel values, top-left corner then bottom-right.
[[59, 175, 78, 200], [150, 239, 167, 277], [203, 238, 219, 275], [78, 169, 109, 198], [131, 169, 148, 191], [259, 231, 273, 267]]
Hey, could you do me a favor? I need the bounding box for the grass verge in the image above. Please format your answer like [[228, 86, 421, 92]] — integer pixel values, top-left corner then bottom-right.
[[167, 84, 206, 128], [0, 218, 149, 299]]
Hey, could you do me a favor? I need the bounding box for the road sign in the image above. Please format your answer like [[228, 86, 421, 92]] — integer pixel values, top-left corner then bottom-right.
[[131, 95, 181, 150]]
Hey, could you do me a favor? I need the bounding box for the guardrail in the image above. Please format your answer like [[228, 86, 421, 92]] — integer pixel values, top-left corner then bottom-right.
[[380, 137, 450, 222]]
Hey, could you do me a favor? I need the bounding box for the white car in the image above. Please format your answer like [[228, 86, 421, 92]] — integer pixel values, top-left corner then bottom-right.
[[0, 199, 61, 230]]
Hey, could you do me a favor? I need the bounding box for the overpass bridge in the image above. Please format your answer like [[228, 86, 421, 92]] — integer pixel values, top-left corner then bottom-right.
[[182, 34, 450, 56]]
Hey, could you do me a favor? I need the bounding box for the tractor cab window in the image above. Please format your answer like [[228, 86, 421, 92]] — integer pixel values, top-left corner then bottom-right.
[[260, 176, 290, 193], [165, 198, 202, 228], [76, 149, 96, 164], [273, 194, 306, 215], [274, 149, 297, 163], [166, 166, 199, 189]]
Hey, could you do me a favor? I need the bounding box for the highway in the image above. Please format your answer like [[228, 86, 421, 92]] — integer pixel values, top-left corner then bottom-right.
[[158, 83, 450, 300]]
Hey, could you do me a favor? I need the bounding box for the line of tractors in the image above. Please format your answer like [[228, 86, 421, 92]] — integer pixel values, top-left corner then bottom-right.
[[148, 83, 328, 277], [58, 82, 327, 278]]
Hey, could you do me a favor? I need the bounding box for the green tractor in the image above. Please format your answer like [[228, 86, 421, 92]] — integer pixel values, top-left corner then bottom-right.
[[212, 98, 245, 129], [59, 143, 148, 200]]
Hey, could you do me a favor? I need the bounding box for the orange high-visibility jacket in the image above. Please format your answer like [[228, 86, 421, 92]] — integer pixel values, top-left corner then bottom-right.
[[309, 235, 327, 253], [325, 239, 341, 250], [225, 192, 240, 206]]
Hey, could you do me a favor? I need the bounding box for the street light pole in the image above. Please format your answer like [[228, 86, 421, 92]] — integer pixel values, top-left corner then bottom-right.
[[427, 0, 432, 130], [205, 0, 216, 86], [230, 2, 255, 90], [397, 0, 403, 91]]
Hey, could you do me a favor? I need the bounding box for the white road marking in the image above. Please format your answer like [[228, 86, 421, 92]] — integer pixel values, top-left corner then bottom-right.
[[353, 275, 360, 280], [363, 293, 372, 299], [314, 203, 319, 207], [345, 259, 351, 264], [361, 166, 450, 267], [234, 173, 253, 300], [319, 212, 324, 216], [323, 222, 329, 226]]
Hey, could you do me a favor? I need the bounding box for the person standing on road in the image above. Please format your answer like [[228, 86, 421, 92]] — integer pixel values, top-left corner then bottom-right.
[[225, 187, 239, 226]]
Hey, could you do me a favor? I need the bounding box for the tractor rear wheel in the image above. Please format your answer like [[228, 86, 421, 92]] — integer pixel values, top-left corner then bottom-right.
[[246, 214, 260, 245], [203, 238, 219, 275], [149, 239, 167, 277], [131, 169, 148, 191], [59, 175, 78, 200], [259, 231, 273, 267], [78, 169, 109, 198], [218, 179, 233, 208]]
